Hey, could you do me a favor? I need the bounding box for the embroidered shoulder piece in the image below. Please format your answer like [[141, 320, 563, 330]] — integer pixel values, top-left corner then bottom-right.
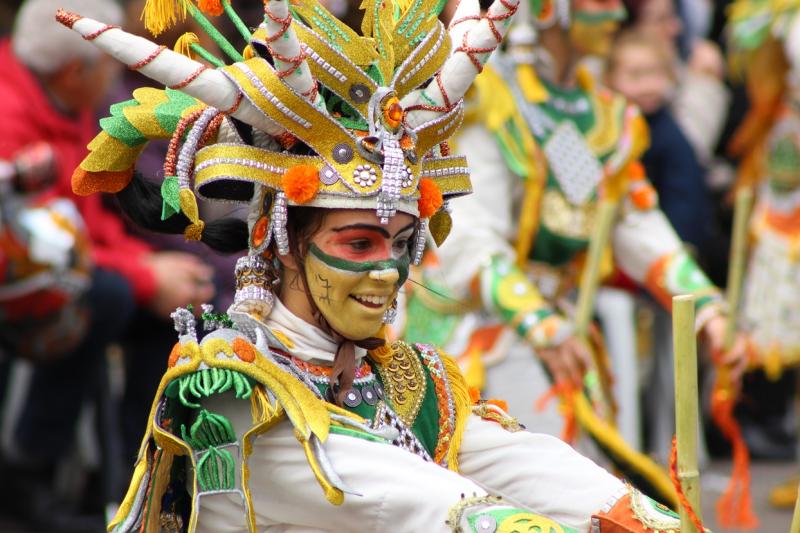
[[373, 340, 428, 427], [109, 319, 355, 533]]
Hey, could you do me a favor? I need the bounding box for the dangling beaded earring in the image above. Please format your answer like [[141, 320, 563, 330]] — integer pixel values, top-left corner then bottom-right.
[[228, 187, 280, 339], [383, 298, 398, 324]]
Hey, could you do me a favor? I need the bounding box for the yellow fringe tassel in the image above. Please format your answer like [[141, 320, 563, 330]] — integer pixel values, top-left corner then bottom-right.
[[250, 384, 277, 425], [441, 352, 471, 472], [141, 0, 189, 36], [174, 32, 199, 59]]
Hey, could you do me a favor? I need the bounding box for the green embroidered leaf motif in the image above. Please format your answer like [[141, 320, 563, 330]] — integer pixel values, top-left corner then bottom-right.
[[197, 446, 236, 491], [181, 408, 236, 450], [154, 89, 200, 134], [161, 176, 181, 220], [99, 100, 147, 147]]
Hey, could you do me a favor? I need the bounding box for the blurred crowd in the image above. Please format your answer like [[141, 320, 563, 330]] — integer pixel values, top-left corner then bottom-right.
[[0, 0, 796, 531]]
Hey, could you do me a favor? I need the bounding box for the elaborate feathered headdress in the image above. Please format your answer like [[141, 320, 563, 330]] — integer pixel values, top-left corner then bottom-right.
[[57, 0, 519, 261]]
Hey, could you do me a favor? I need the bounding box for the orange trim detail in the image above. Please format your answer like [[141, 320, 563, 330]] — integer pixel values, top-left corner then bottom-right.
[[644, 255, 674, 310]]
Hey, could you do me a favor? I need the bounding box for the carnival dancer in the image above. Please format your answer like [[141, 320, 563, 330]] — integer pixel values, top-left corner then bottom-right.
[[397, 0, 749, 497], [727, 0, 800, 511], [57, 0, 688, 531]]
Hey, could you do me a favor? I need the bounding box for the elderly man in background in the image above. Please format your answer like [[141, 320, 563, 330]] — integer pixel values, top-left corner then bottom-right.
[[0, 0, 214, 529]]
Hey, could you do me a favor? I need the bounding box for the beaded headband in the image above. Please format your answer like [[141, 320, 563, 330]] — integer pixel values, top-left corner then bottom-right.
[[58, 0, 519, 261]]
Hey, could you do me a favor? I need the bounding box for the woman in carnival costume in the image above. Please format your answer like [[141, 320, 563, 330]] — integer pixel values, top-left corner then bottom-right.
[[57, 0, 686, 531], [397, 0, 749, 504], [727, 0, 800, 510]]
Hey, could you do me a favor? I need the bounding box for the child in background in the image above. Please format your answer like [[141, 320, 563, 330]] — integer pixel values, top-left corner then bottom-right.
[[604, 30, 717, 464], [605, 30, 713, 253]]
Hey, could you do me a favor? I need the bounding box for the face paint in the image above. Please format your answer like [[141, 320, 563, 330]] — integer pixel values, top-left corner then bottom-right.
[[570, 0, 625, 57], [569, 19, 622, 57], [303, 243, 409, 340]]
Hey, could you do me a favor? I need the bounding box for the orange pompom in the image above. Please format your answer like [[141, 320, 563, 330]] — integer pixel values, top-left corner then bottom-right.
[[630, 182, 657, 210], [197, 0, 224, 16], [232, 337, 256, 363], [282, 164, 320, 204], [417, 178, 443, 219]]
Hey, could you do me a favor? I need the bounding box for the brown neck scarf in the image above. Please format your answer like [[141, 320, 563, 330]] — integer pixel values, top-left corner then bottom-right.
[[329, 335, 384, 406]]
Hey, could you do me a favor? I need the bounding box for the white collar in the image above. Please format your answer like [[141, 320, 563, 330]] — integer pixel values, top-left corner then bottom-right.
[[264, 298, 366, 364]]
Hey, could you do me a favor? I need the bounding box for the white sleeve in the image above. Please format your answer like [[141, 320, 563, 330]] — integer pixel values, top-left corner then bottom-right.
[[196, 421, 489, 533], [611, 205, 683, 283], [457, 415, 624, 532], [435, 123, 520, 299]]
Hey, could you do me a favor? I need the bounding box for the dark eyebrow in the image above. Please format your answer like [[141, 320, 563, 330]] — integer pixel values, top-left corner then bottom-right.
[[331, 224, 391, 238], [393, 222, 416, 237], [330, 221, 417, 239]]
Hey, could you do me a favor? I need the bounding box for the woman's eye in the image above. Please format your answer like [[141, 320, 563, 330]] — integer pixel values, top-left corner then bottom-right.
[[348, 240, 372, 251], [392, 239, 409, 254]]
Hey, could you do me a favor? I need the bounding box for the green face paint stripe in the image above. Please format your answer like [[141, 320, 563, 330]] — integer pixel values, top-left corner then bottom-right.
[[308, 243, 410, 285], [573, 7, 626, 23]]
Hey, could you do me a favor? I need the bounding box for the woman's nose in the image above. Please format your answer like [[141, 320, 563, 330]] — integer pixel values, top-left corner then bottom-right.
[[368, 268, 400, 284]]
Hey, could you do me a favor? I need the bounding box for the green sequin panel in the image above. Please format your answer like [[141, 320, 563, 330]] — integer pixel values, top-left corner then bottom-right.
[[409, 361, 440, 457], [529, 220, 590, 266], [100, 100, 146, 147]]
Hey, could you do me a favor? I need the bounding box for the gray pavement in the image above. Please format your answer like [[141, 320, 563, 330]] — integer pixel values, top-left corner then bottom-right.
[[701, 461, 794, 533]]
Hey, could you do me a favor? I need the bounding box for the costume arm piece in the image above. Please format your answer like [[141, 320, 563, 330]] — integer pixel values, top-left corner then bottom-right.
[[479, 255, 573, 348], [457, 414, 625, 530], [592, 489, 691, 532], [440, 124, 570, 348], [455, 414, 688, 532], [611, 189, 725, 332]]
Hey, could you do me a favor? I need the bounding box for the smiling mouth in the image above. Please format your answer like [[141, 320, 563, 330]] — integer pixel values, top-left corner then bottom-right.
[[350, 294, 389, 308]]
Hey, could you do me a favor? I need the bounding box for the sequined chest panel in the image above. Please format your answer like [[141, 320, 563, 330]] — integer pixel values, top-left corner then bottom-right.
[[271, 342, 455, 465]]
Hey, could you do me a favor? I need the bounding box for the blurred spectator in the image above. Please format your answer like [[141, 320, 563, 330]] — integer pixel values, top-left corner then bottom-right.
[[0, 0, 213, 528], [107, 0, 237, 466], [623, 0, 730, 168], [605, 29, 718, 464], [606, 30, 713, 252]]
